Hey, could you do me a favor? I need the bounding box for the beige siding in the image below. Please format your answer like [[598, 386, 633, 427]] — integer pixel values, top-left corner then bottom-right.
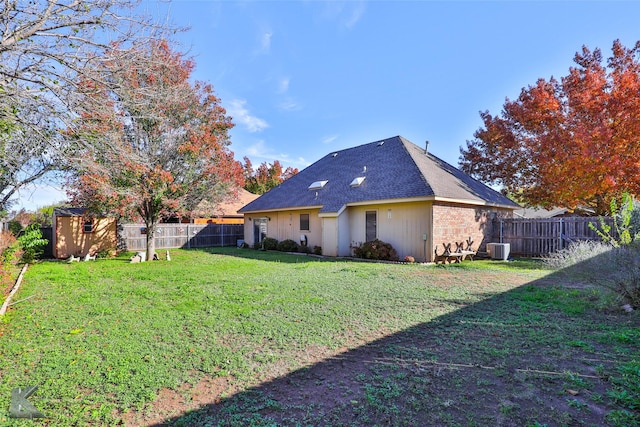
[[243, 217, 253, 245], [242, 209, 322, 248], [243, 201, 513, 261], [337, 210, 351, 256], [54, 216, 117, 259], [321, 217, 338, 256], [347, 202, 431, 262]]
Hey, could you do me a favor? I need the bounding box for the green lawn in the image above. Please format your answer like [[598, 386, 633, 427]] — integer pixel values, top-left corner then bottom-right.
[[0, 248, 638, 426]]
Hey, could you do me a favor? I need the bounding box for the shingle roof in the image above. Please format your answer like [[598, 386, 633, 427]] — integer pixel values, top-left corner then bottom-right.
[[53, 207, 87, 217], [239, 136, 519, 214], [193, 188, 260, 217], [53, 207, 114, 217]]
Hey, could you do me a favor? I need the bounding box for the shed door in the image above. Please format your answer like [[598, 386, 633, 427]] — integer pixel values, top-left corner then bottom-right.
[[365, 211, 377, 242]]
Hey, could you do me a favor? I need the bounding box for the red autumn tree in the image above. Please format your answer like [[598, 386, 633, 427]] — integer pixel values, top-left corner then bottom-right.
[[0, 0, 175, 211], [242, 157, 298, 195], [460, 39, 640, 215], [68, 40, 243, 259]]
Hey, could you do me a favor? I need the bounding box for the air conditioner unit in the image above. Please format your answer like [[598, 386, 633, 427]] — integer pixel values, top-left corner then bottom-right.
[[487, 243, 510, 260]]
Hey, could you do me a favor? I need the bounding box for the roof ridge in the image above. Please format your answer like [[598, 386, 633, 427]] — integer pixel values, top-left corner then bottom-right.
[[325, 135, 403, 156]]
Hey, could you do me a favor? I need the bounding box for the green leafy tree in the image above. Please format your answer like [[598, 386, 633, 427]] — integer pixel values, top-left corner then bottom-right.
[[17, 224, 48, 263], [35, 204, 61, 227], [242, 157, 298, 195]]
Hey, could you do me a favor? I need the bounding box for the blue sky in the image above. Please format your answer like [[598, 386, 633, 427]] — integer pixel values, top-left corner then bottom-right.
[[16, 0, 640, 210]]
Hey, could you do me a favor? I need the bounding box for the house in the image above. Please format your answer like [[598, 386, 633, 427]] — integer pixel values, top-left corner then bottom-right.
[[514, 206, 595, 218], [52, 208, 117, 259], [191, 189, 259, 224], [239, 136, 520, 262]]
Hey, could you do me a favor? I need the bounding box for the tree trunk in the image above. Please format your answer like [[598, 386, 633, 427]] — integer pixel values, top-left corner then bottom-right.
[[594, 194, 611, 216], [145, 220, 157, 262]]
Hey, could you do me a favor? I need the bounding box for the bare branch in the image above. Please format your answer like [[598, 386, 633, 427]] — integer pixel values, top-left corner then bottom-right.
[[0, 0, 181, 208]]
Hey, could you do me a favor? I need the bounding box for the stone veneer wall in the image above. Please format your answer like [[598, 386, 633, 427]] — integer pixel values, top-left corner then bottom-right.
[[431, 202, 512, 257]]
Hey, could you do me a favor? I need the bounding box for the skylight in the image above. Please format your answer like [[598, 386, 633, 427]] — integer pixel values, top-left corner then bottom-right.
[[350, 176, 366, 187], [308, 180, 328, 190]]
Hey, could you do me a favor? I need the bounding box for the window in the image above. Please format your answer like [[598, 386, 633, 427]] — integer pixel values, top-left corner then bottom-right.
[[365, 211, 377, 242], [350, 176, 366, 187], [83, 220, 95, 233], [300, 214, 310, 231], [308, 180, 328, 190]]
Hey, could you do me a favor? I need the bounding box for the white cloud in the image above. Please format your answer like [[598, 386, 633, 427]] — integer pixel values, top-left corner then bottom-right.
[[322, 135, 338, 144], [345, 1, 366, 29], [260, 32, 272, 52], [226, 99, 269, 133], [245, 140, 309, 168], [278, 77, 290, 94], [245, 140, 268, 158], [321, 1, 366, 29], [279, 98, 301, 112]]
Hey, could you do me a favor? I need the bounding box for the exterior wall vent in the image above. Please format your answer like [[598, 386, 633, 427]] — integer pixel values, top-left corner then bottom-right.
[[308, 180, 328, 190], [350, 176, 366, 187]]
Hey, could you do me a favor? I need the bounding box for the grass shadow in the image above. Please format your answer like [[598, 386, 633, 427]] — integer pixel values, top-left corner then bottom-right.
[[146, 253, 639, 427]]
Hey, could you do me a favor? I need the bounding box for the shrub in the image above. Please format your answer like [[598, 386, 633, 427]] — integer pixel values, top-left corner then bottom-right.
[[262, 237, 279, 251], [96, 249, 116, 259], [0, 231, 20, 292], [277, 239, 299, 252], [543, 240, 614, 270], [313, 246, 322, 255], [0, 230, 17, 258], [353, 239, 398, 261], [599, 247, 640, 309], [7, 220, 23, 237], [545, 241, 640, 308], [589, 193, 640, 247], [17, 224, 48, 263], [297, 245, 311, 254]]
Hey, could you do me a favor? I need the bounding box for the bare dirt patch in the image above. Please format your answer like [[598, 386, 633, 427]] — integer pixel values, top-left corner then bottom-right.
[[121, 376, 235, 427]]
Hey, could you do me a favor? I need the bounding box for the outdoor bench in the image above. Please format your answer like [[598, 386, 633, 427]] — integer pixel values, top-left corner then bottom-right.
[[434, 242, 464, 264], [456, 237, 477, 261], [434, 238, 476, 264]]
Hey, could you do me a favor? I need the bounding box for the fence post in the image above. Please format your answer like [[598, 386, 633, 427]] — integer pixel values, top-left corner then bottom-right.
[[499, 219, 504, 243], [559, 218, 563, 250], [187, 224, 191, 249]]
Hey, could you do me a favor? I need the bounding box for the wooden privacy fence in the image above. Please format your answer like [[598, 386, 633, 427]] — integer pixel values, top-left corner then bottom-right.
[[495, 217, 614, 257], [120, 223, 244, 251]]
